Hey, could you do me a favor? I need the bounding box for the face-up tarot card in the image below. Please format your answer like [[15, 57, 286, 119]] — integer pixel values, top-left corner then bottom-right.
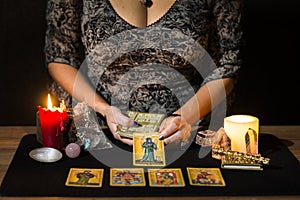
[[133, 132, 166, 166], [148, 168, 185, 187], [65, 168, 104, 187], [110, 168, 146, 187], [186, 167, 226, 187]]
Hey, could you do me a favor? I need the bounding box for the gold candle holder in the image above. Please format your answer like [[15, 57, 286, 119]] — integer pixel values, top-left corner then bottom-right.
[[212, 146, 270, 170]]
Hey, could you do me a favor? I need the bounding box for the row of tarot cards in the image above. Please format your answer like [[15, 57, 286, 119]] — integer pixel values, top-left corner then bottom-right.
[[65, 167, 226, 188]]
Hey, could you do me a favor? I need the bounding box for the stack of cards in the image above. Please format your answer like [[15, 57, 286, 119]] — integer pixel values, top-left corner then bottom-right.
[[117, 111, 165, 138]]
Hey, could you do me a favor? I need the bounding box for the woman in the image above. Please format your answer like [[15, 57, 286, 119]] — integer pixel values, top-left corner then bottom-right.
[[44, 0, 243, 146]]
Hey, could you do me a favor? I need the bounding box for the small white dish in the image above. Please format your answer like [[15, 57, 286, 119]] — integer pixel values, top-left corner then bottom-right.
[[29, 147, 62, 163]]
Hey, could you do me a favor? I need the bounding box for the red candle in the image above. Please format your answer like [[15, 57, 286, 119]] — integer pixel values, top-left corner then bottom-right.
[[37, 94, 69, 150]]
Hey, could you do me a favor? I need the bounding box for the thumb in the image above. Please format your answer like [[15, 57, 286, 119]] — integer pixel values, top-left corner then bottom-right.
[[117, 113, 136, 127]]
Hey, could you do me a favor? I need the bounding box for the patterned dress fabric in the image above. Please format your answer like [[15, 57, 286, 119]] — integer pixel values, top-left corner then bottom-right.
[[44, 0, 243, 125]]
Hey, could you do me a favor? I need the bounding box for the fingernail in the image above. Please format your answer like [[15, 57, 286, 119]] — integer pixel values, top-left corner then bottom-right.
[[158, 135, 164, 140], [133, 121, 142, 127]]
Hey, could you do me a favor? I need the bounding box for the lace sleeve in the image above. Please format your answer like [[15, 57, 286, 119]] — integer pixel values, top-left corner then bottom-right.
[[204, 0, 244, 85], [44, 0, 84, 69]]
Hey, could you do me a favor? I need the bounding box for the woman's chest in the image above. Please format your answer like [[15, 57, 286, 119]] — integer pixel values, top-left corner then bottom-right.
[[81, 0, 211, 49]]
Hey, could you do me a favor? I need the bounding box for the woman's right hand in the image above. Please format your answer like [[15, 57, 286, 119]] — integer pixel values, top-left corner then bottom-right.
[[104, 106, 136, 146]]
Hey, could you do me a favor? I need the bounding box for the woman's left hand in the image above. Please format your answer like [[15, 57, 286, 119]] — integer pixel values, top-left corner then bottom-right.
[[158, 115, 191, 145]]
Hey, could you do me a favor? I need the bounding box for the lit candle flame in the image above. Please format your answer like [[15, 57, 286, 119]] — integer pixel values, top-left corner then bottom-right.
[[47, 93, 53, 111]]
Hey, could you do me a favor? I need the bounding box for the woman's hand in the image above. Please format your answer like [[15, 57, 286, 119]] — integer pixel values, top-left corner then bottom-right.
[[158, 115, 192, 145], [104, 106, 136, 146]]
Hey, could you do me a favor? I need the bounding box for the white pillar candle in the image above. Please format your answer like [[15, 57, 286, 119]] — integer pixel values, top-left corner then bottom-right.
[[224, 115, 259, 155]]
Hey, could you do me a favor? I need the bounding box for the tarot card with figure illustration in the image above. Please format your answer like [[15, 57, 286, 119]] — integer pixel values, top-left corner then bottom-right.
[[148, 168, 185, 187], [186, 167, 226, 187], [133, 132, 165, 166], [117, 111, 165, 138], [110, 168, 146, 187], [65, 168, 104, 187]]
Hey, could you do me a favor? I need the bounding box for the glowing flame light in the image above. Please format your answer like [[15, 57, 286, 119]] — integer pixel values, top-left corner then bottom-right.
[[47, 93, 53, 111]]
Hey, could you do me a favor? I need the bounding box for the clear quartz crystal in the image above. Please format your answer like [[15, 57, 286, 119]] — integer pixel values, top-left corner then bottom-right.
[[73, 102, 112, 150], [195, 130, 218, 146]]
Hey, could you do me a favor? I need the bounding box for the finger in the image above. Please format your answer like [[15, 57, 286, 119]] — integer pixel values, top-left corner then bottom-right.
[[164, 128, 190, 145], [119, 138, 133, 146], [164, 129, 182, 144], [163, 122, 191, 145], [105, 106, 133, 126], [159, 118, 167, 132], [181, 123, 192, 142], [108, 122, 119, 134], [117, 114, 136, 127], [110, 110, 135, 127], [159, 117, 181, 138], [112, 132, 133, 146]]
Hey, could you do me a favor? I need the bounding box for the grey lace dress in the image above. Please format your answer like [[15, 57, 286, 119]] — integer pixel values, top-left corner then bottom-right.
[[44, 0, 243, 126]]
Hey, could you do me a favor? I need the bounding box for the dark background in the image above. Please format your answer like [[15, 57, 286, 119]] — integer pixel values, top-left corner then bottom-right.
[[0, 0, 299, 126]]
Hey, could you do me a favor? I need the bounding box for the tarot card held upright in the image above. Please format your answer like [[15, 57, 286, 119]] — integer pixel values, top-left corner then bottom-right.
[[133, 132, 166, 166]]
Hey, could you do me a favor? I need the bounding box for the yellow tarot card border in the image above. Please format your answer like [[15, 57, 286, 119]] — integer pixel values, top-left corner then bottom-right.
[[65, 168, 104, 188], [110, 168, 146, 187], [148, 168, 185, 187], [133, 132, 166, 167], [186, 167, 226, 187]]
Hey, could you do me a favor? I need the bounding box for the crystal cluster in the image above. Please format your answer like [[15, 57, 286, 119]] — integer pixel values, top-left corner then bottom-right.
[[73, 102, 112, 150]]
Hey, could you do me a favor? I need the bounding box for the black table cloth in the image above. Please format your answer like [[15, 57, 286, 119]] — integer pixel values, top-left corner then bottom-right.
[[1, 131, 300, 197]]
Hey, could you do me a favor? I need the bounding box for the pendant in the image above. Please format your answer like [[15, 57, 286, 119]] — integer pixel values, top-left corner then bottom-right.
[[140, 0, 153, 8]]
